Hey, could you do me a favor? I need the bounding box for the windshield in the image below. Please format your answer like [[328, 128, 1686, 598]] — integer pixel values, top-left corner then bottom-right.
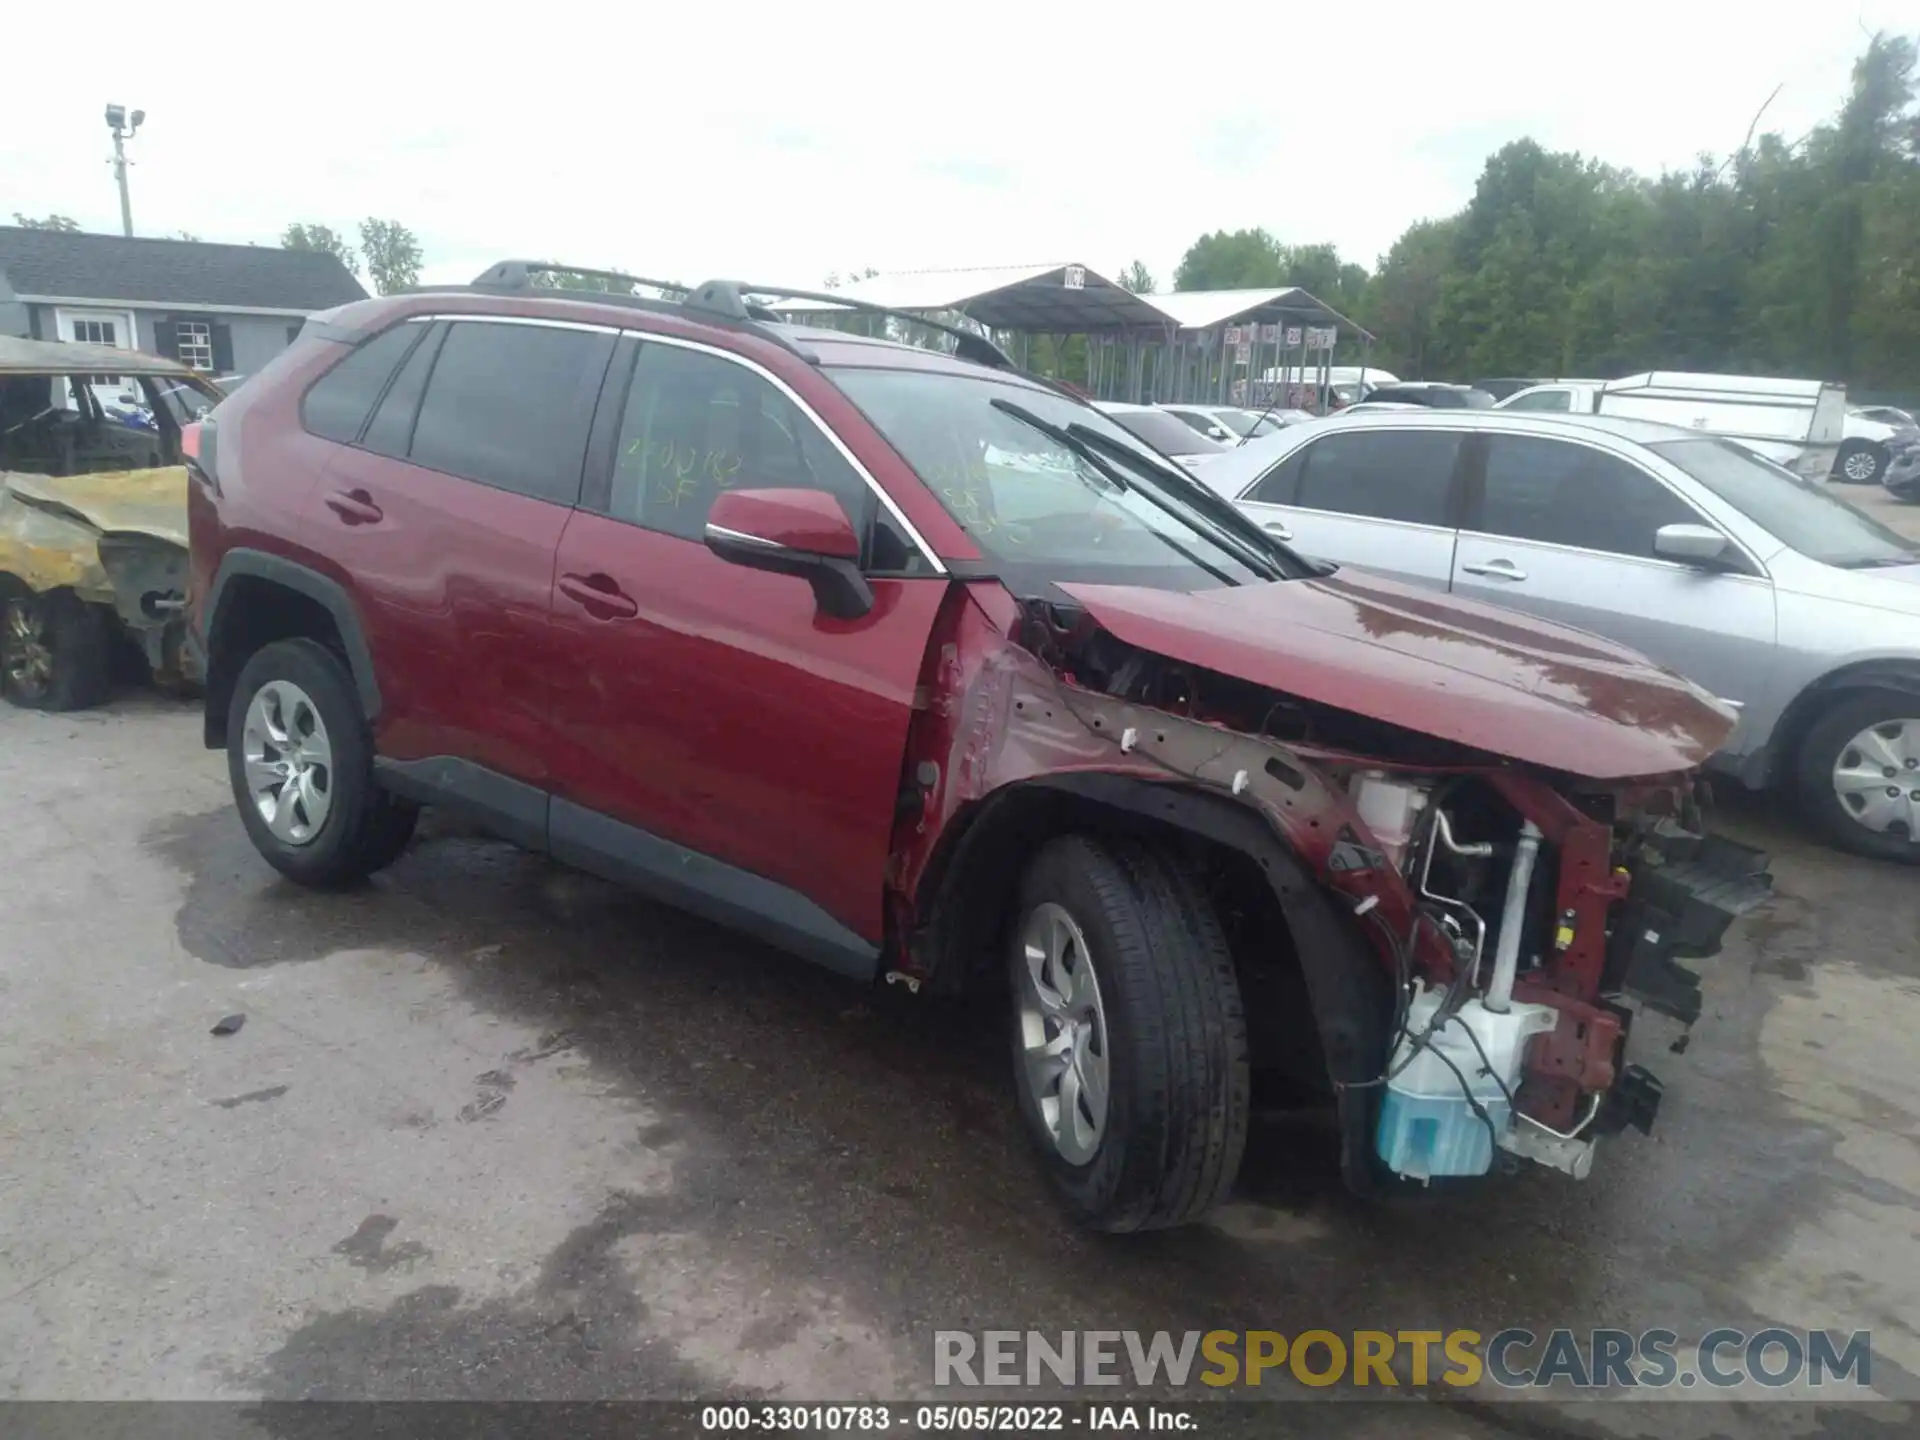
[[1650, 437, 1920, 568], [1103, 408, 1229, 456], [828, 368, 1294, 590]]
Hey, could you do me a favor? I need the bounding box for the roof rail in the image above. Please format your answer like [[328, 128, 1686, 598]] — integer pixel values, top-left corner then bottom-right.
[[721, 282, 1017, 371], [450, 262, 1017, 371]]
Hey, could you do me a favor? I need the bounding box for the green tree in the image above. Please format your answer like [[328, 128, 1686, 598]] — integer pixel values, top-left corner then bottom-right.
[[281, 222, 356, 271], [1173, 228, 1286, 289], [12, 213, 80, 231], [1117, 260, 1155, 293], [358, 218, 423, 296], [531, 265, 638, 294], [1361, 219, 1458, 376]]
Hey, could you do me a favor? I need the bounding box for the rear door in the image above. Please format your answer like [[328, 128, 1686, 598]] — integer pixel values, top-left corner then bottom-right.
[[1450, 432, 1777, 730], [1232, 426, 1466, 591], [546, 333, 948, 948], [311, 315, 615, 800]]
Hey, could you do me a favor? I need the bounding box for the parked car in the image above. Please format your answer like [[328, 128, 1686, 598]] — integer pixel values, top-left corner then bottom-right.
[[1356, 382, 1497, 409], [188, 265, 1764, 1228], [1092, 402, 1230, 467], [1195, 410, 1920, 862], [1495, 373, 1850, 484], [1837, 407, 1920, 485], [1852, 405, 1916, 430], [0, 336, 220, 709], [1161, 404, 1296, 442], [1258, 366, 1399, 409]]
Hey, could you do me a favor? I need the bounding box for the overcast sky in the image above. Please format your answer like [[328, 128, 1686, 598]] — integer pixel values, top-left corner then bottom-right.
[[3, 2, 1909, 294]]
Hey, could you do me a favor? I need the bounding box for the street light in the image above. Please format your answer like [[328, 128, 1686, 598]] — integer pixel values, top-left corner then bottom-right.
[[105, 103, 145, 237]]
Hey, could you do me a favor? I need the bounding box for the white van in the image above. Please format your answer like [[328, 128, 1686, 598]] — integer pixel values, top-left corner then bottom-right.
[[1496, 373, 1847, 481]]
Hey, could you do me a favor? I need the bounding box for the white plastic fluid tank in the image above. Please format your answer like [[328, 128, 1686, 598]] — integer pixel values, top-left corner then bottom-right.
[[1350, 771, 1428, 869], [1374, 983, 1557, 1180]]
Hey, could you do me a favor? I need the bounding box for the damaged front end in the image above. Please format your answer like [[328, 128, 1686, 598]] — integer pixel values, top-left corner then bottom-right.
[[0, 468, 199, 690], [894, 573, 1772, 1192]]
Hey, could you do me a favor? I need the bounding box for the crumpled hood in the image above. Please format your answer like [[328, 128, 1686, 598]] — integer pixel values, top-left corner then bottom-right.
[[3, 467, 188, 547], [0, 466, 188, 598], [1059, 569, 1737, 780]]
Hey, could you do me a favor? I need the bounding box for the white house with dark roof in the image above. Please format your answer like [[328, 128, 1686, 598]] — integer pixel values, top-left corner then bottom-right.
[[0, 227, 368, 380]]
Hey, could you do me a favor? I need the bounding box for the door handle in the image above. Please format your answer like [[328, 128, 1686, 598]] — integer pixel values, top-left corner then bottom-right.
[[557, 571, 638, 620], [1261, 520, 1294, 542], [323, 489, 384, 525], [1461, 558, 1527, 582]]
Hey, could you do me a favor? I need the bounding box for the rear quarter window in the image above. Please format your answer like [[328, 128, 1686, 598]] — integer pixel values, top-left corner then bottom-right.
[[299, 323, 423, 444]]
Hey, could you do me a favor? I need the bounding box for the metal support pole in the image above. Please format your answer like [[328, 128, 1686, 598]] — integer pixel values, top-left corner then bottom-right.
[[110, 129, 133, 236]]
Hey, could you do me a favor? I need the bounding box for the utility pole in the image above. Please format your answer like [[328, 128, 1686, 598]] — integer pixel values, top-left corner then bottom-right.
[[104, 104, 145, 237]]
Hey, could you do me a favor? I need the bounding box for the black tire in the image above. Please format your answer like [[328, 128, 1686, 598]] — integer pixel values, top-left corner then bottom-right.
[[1794, 690, 1920, 864], [226, 638, 411, 887], [1, 588, 112, 712], [1833, 439, 1887, 485], [1008, 835, 1250, 1232]]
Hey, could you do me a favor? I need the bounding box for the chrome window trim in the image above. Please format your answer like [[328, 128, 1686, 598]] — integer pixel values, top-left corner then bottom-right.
[[407, 312, 623, 337], [617, 327, 946, 576], [706, 523, 786, 551]]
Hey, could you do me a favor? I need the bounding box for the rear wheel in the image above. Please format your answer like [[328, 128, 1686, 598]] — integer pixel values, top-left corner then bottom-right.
[[1, 589, 112, 711], [1796, 691, 1920, 863], [1008, 836, 1250, 1231], [1834, 439, 1887, 485], [226, 638, 416, 887]]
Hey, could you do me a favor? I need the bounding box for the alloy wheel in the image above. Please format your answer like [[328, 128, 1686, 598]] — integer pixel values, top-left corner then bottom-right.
[[1843, 449, 1881, 482], [1832, 718, 1920, 840], [242, 680, 335, 845], [2, 599, 53, 698], [1016, 902, 1111, 1165]]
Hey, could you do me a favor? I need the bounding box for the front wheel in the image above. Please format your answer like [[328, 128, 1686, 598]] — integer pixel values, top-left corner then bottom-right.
[[1796, 692, 1920, 863], [1, 589, 112, 711], [1008, 836, 1250, 1232], [1834, 439, 1887, 485]]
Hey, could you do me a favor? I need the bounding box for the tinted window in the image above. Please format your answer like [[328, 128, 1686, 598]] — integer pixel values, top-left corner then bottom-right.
[[300, 323, 421, 443], [1294, 430, 1461, 525], [1107, 409, 1228, 456], [362, 323, 444, 458], [1650, 437, 1920, 569], [1245, 448, 1306, 505], [409, 321, 614, 504], [1477, 436, 1702, 557], [1504, 389, 1572, 412], [610, 343, 924, 572]]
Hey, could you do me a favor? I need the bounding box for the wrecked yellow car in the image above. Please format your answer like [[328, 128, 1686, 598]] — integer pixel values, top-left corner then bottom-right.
[[0, 337, 221, 710]]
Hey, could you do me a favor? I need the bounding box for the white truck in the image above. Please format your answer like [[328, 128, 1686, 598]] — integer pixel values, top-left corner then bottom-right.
[[1495, 372, 1850, 482]]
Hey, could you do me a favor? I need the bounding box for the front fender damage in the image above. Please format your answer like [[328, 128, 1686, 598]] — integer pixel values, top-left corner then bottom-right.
[[888, 583, 1772, 1191]]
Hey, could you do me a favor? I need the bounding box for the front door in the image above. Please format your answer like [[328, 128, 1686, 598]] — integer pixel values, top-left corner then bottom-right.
[[1450, 432, 1778, 749], [547, 335, 947, 948]]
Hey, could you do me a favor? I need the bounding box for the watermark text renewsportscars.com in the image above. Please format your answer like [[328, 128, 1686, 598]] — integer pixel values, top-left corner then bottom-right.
[[933, 1328, 1874, 1393]]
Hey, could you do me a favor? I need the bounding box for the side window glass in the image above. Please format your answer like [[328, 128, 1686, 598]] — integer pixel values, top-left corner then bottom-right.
[[1478, 437, 1703, 558], [610, 342, 927, 571], [362, 323, 443, 458], [300, 323, 421, 443], [1245, 448, 1306, 505], [1295, 430, 1460, 526], [409, 321, 615, 504], [1507, 389, 1571, 412]]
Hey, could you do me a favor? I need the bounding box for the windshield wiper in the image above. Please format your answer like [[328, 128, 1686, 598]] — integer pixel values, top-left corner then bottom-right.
[[1060, 420, 1300, 578], [987, 397, 1243, 587]]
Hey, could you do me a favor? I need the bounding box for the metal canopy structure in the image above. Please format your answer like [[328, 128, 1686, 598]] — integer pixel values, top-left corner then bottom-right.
[[770, 262, 1169, 332], [767, 264, 1375, 407]]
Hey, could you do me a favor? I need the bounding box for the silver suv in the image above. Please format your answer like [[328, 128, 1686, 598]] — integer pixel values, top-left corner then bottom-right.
[[1195, 410, 1920, 862]]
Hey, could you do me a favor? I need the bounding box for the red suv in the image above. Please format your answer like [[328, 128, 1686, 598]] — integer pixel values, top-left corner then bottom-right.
[[188, 265, 1770, 1230]]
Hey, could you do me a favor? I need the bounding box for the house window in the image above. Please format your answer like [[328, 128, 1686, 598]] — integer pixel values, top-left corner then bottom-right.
[[71, 318, 122, 386], [177, 320, 214, 372]]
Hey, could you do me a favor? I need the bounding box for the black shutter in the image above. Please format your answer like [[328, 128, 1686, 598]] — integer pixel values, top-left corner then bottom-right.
[[151, 315, 180, 360], [211, 322, 234, 373]]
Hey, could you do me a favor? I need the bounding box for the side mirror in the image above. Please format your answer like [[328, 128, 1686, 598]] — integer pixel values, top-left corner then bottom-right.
[[704, 488, 873, 620], [1654, 523, 1733, 568]]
